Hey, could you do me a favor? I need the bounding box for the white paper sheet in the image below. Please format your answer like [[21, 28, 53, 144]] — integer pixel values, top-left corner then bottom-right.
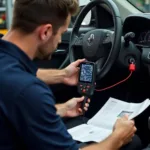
[[68, 98, 150, 143], [68, 124, 112, 143]]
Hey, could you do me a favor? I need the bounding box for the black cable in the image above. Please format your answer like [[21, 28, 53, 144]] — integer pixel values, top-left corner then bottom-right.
[[81, 96, 89, 124]]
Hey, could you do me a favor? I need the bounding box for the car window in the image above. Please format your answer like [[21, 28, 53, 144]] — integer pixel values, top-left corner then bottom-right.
[[81, 10, 92, 26], [127, 0, 150, 12], [70, 0, 92, 27]]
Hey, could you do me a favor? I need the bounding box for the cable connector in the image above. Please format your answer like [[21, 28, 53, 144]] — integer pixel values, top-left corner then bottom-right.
[[129, 63, 136, 72]]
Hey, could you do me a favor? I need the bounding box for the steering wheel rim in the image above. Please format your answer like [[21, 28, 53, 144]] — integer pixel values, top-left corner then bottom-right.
[[69, 0, 122, 80]]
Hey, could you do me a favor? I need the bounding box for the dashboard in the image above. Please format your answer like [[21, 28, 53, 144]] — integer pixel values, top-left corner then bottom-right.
[[116, 14, 150, 70], [123, 14, 150, 47], [138, 30, 150, 46]]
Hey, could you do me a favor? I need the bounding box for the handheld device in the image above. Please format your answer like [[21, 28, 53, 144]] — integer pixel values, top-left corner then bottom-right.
[[78, 61, 97, 112], [78, 61, 97, 97]]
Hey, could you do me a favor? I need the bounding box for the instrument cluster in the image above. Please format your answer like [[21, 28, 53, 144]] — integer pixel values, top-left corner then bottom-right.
[[138, 30, 150, 46]]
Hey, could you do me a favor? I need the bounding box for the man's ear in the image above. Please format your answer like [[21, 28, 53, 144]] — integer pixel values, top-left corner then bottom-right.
[[38, 24, 53, 41]]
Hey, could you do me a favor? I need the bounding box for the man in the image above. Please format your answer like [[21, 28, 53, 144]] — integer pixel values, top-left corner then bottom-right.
[[0, 0, 141, 150]]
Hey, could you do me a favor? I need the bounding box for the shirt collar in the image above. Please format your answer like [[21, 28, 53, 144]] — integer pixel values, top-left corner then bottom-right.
[[0, 39, 38, 75]]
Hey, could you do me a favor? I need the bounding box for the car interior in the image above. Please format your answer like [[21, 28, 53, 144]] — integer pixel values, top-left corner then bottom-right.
[[34, 0, 150, 148]]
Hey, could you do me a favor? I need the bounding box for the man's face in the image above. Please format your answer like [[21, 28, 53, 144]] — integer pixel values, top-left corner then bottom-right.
[[37, 15, 71, 60]]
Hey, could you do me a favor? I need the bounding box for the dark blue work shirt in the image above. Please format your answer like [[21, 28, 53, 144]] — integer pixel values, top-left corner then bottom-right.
[[0, 39, 79, 150]]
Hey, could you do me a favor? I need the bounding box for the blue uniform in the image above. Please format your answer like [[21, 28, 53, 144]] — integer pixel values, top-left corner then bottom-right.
[[0, 39, 79, 150]]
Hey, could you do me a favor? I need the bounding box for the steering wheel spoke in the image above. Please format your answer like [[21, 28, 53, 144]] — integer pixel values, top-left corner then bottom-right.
[[73, 35, 84, 47], [102, 31, 114, 45], [96, 57, 106, 74]]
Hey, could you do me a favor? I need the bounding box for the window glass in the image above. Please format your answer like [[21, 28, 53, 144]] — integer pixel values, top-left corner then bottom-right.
[[71, 0, 92, 26], [128, 0, 150, 12]]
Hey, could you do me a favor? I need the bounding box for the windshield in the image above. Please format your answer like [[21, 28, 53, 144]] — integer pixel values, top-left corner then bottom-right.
[[128, 0, 150, 12]]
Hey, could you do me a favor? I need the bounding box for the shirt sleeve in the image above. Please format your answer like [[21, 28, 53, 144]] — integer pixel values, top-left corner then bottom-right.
[[12, 81, 79, 150]]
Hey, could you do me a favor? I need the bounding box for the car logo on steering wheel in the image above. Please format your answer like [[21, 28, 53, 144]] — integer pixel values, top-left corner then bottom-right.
[[87, 34, 94, 46]]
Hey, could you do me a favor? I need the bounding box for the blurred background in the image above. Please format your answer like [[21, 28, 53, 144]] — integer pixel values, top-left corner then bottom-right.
[[0, 0, 150, 35], [0, 0, 14, 34], [128, 0, 150, 12]]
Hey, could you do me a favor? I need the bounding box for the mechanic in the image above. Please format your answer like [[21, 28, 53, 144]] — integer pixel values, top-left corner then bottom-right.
[[0, 0, 141, 150]]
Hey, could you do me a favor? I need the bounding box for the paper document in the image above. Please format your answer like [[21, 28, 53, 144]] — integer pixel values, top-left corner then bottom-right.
[[68, 98, 150, 143]]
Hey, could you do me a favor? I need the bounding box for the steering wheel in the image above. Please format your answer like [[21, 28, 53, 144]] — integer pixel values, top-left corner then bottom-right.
[[69, 0, 122, 80]]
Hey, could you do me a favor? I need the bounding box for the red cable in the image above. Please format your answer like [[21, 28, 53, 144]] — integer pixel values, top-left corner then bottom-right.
[[95, 63, 136, 92], [95, 71, 133, 92]]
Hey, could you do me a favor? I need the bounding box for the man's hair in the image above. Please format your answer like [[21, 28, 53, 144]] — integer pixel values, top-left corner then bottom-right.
[[12, 0, 79, 34]]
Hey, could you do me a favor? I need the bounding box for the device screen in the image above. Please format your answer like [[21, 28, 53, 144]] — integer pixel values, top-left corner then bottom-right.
[[80, 64, 93, 83]]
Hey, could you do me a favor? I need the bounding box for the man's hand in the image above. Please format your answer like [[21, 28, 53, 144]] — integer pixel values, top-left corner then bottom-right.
[[37, 59, 85, 85], [64, 97, 90, 117], [63, 59, 85, 86], [113, 115, 137, 146], [56, 97, 90, 118]]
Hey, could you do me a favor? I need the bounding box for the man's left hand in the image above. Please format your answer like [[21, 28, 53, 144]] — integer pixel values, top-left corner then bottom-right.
[[63, 59, 85, 86], [64, 96, 90, 118]]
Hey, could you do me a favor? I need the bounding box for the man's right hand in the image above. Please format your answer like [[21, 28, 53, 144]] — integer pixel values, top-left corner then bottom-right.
[[113, 115, 137, 146], [82, 115, 138, 150]]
